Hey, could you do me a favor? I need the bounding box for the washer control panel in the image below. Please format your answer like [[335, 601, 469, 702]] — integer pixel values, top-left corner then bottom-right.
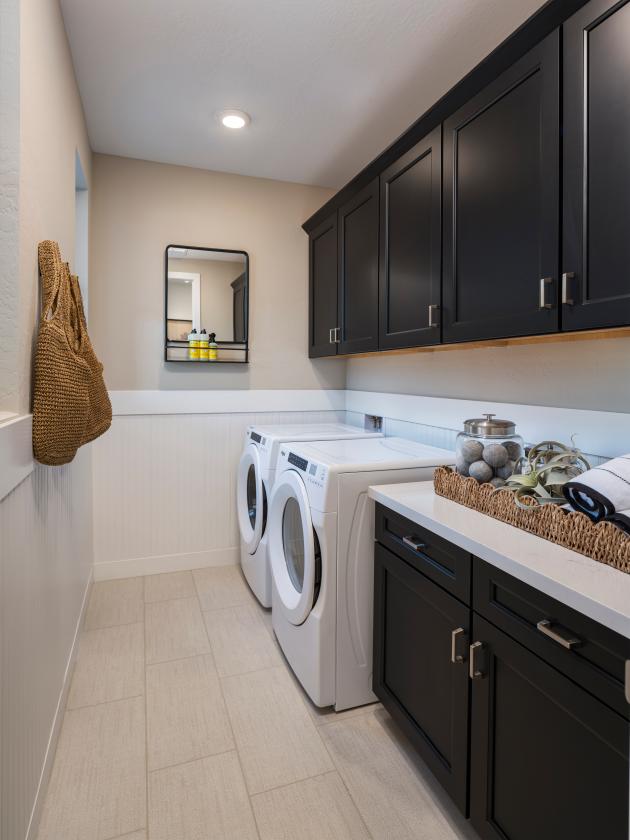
[[250, 430, 269, 451], [280, 449, 327, 489]]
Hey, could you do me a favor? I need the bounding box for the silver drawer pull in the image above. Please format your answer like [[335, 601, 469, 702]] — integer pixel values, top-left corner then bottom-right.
[[469, 641, 486, 679], [536, 619, 581, 650], [539, 277, 554, 310], [402, 535, 425, 552], [451, 628, 468, 664], [562, 272, 575, 306]]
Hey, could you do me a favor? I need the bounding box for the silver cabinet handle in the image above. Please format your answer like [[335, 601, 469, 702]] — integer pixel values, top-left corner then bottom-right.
[[562, 272, 575, 306], [539, 277, 553, 310], [451, 628, 468, 664], [402, 535, 425, 552], [428, 304, 440, 327], [334, 327, 340, 343], [536, 619, 581, 650], [329, 328, 334, 344], [469, 641, 486, 679]]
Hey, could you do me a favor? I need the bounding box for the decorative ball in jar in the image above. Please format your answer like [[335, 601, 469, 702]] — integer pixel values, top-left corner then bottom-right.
[[455, 414, 524, 485]]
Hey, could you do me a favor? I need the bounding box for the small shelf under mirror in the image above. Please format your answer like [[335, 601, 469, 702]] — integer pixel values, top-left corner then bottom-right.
[[164, 244, 249, 364]]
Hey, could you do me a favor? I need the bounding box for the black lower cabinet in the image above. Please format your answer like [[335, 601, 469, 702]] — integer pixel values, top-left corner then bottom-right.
[[373, 544, 470, 813], [373, 507, 630, 840], [469, 613, 629, 840]]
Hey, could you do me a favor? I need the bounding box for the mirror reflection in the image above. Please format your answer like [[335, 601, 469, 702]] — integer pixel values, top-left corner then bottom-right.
[[165, 246, 248, 354]]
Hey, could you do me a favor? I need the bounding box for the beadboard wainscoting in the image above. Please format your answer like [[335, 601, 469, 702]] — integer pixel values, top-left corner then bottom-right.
[[92, 389, 628, 581], [344, 391, 628, 462], [92, 398, 345, 580], [0, 444, 93, 840]]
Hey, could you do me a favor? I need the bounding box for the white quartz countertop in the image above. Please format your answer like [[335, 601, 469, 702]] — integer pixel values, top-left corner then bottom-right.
[[369, 481, 630, 640]]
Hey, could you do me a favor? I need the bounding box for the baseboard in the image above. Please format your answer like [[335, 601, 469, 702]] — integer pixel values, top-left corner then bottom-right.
[[25, 570, 93, 840], [93, 545, 240, 580]]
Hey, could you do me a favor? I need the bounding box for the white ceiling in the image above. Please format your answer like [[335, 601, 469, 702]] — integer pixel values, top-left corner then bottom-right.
[[60, 0, 547, 188]]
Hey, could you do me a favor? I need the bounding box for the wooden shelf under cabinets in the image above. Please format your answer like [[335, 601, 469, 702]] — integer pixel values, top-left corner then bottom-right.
[[320, 325, 630, 361]]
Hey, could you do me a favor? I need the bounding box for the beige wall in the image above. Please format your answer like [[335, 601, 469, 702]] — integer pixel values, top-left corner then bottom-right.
[[346, 335, 630, 412], [1, 2, 94, 838], [0, 0, 19, 413], [90, 154, 343, 390], [18, 0, 92, 414]]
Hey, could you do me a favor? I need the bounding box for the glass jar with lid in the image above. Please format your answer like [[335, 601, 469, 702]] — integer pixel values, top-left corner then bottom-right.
[[455, 414, 524, 487]]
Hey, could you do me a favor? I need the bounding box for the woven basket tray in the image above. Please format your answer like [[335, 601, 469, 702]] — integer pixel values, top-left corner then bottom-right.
[[433, 466, 630, 575]]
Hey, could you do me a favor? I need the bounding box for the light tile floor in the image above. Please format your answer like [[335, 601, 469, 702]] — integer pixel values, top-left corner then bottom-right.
[[37, 566, 480, 840]]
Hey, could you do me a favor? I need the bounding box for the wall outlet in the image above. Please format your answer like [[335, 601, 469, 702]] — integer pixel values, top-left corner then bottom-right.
[[364, 414, 383, 432]]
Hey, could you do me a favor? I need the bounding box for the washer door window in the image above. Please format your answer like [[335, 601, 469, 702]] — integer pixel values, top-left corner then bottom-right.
[[269, 469, 320, 625], [237, 444, 266, 554]]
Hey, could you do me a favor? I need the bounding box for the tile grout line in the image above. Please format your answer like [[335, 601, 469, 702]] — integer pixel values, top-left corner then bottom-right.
[[66, 692, 145, 713], [196, 570, 263, 840], [145, 648, 215, 669], [312, 712, 377, 840], [84, 617, 145, 632], [148, 747, 240, 778]]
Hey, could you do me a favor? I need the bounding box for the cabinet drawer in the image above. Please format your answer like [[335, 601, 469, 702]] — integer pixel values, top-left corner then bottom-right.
[[473, 558, 630, 718], [375, 503, 471, 604]]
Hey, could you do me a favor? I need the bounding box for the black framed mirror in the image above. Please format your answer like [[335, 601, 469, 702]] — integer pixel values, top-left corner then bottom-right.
[[164, 245, 249, 363]]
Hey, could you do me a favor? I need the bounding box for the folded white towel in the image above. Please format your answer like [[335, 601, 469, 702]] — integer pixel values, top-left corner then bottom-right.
[[563, 455, 630, 521]]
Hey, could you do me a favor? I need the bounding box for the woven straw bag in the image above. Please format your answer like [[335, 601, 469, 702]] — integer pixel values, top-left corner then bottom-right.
[[33, 241, 110, 465], [67, 267, 112, 444]]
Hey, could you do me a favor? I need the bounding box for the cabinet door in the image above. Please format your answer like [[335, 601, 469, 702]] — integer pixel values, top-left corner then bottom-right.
[[470, 614, 629, 840], [308, 212, 338, 358], [373, 544, 470, 813], [443, 33, 560, 343], [379, 128, 441, 349], [338, 179, 379, 354], [563, 0, 630, 330]]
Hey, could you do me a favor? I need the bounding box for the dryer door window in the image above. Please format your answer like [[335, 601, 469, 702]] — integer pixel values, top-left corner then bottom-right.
[[269, 469, 319, 626], [247, 465, 258, 529], [237, 444, 265, 554]]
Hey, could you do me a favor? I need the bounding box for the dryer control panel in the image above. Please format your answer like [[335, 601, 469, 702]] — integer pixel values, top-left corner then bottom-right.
[[280, 449, 327, 490]]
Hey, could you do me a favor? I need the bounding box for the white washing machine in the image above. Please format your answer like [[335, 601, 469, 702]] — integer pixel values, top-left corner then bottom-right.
[[237, 423, 382, 607], [267, 437, 455, 710]]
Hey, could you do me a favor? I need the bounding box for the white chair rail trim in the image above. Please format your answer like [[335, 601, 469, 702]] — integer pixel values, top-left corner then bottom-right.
[[0, 414, 34, 501]]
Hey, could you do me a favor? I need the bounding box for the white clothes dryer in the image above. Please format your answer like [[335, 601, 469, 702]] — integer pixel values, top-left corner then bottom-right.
[[237, 423, 382, 607], [267, 437, 454, 710]]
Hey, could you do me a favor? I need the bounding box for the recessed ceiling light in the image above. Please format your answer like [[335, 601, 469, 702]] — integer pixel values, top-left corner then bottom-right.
[[218, 109, 250, 130]]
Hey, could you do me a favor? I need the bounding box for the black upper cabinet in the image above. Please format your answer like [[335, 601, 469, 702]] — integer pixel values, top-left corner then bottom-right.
[[308, 212, 338, 358], [470, 614, 629, 840], [443, 33, 560, 343], [379, 128, 442, 349], [338, 179, 379, 354], [563, 0, 630, 330]]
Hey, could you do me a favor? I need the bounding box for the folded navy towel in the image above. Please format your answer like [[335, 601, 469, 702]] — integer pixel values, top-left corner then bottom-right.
[[563, 455, 630, 521], [606, 510, 630, 535]]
